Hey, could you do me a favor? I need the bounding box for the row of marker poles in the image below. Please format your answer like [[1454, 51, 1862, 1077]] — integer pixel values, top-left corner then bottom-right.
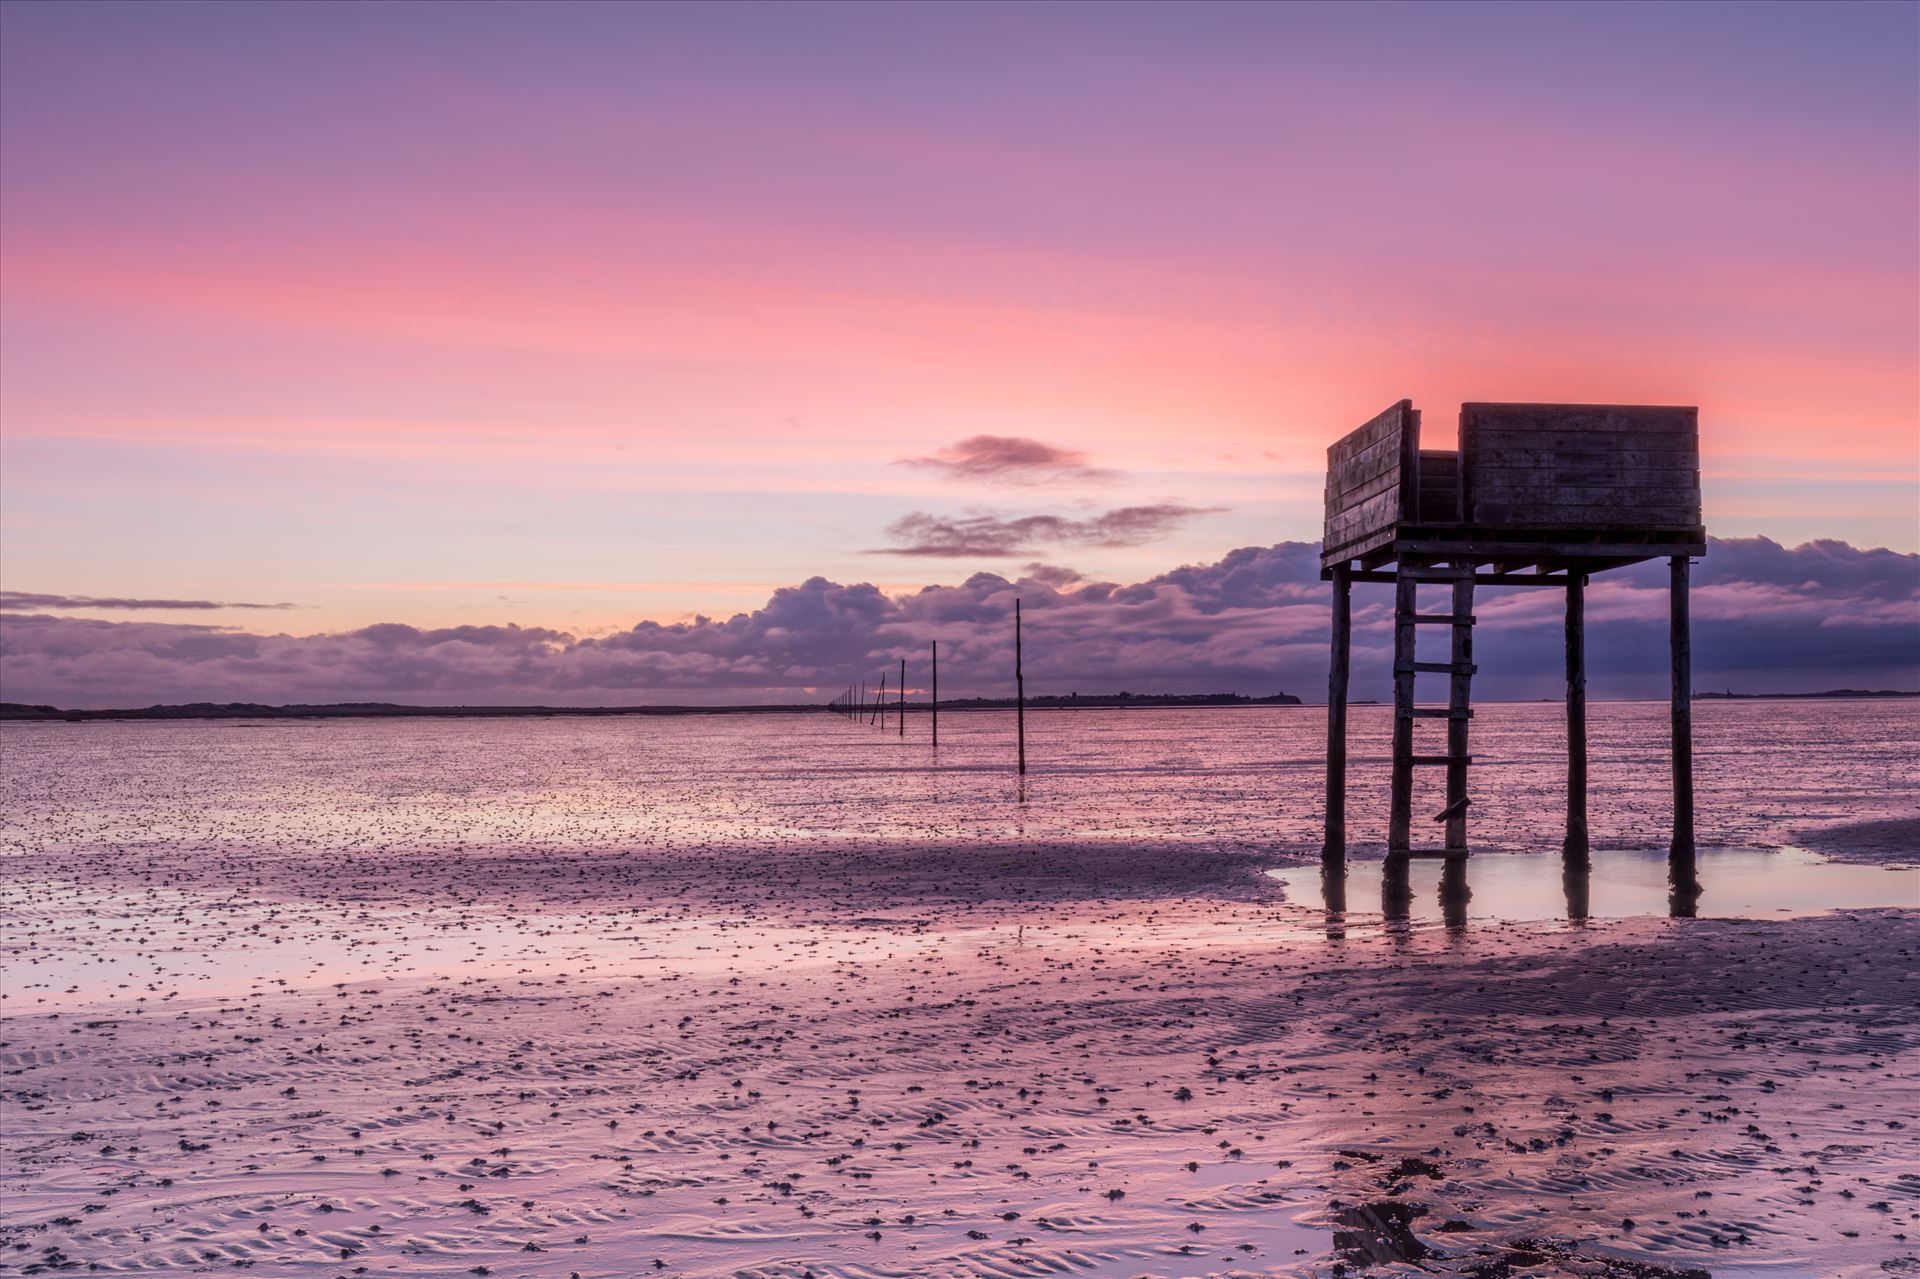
[[822, 600, 1027, 774]]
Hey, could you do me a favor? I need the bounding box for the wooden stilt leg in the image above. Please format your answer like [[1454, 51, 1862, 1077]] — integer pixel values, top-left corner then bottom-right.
[[1669, 556, 1695, 857], [1323, 564, 1352, 859], [1564, 573, 1590, 861], [1388, 569, 1417, 853], [1444, 567, 1474, 853]]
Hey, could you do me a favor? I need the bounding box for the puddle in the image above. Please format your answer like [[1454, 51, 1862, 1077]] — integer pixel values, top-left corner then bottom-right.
[[1268, 845, 1917, 927]]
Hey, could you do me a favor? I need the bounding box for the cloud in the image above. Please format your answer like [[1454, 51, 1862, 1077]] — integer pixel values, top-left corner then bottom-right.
[[898, 435, 1113, 485], [0, 591, 298, 611], [1020, 563, 1085, 588], [874, 504, 1224, 557], [0, 538, 1912, 708]]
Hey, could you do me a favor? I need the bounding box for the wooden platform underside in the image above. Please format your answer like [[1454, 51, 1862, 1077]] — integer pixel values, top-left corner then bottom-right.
[[1320, 523, 1707, 580]]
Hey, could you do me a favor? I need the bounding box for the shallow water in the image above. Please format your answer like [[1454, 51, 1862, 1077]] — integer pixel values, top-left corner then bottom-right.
[[1268, 846, 1919, 929], [2, 699, 1914, 861]]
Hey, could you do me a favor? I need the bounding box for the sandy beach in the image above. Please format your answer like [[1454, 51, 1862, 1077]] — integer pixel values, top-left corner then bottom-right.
[[2, 705, 1916, 1278]]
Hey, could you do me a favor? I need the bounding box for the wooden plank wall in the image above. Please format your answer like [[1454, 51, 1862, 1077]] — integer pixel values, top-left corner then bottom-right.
[[1416, 450, 1460, 522], [1460, 404, 1699, 529], [1322, 399, 1419, 566]]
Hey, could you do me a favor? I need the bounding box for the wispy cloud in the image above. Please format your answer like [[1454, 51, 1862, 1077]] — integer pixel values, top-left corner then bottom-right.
[[0, 591, 298, 612], [872, 504, 1224, 557], [898, 436, 1115, 486]]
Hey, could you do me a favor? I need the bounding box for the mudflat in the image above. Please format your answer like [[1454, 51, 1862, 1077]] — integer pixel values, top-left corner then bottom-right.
[[2, 704, 1915, 1277]]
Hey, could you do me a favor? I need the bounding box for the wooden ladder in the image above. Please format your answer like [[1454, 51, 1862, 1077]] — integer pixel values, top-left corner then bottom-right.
[[1389, 562, 1476, 857]]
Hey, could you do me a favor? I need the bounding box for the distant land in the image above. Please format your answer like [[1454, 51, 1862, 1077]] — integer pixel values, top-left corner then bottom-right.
[[0, 693, 1298, 722], [2, 689, 1913, 722], [1692, 689, 1918, 700]]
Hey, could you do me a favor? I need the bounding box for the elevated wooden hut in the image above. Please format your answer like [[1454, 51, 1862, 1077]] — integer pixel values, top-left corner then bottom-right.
[[1320, 401, 1705, 863]]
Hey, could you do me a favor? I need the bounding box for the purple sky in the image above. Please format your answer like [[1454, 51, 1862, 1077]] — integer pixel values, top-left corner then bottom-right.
[[1, 1, 1915, 703]]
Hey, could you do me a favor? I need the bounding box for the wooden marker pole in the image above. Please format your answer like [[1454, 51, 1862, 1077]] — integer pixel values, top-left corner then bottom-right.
[[1669, 556, 1695, 857], [1564, 573, 1590, 860], [872, 673, 885, 727], [931, 641, 939, 747], [1015, 599, 1026, 776], [1322, 563, 1351, 858], [898, 658, 905, 736]]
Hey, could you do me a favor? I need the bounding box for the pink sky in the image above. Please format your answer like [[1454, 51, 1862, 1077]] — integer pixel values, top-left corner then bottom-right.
[[1, 2, 1915, 640]]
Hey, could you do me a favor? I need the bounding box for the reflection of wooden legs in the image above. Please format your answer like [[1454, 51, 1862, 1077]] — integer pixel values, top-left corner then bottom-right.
[[1324, 566, 1351, 859], [1670, 556, 1695, 857], [1320, 849, 1347, 939], [1382, 854, 1412, 922], [1668, 849, 1701, 918], [1440, 855, 1470, 930], [1565, 573, 1590, 861], [1562, 853, 1591, 922]]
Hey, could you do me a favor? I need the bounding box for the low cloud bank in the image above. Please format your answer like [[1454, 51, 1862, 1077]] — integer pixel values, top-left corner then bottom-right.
[[2, 537, 1913, 708]]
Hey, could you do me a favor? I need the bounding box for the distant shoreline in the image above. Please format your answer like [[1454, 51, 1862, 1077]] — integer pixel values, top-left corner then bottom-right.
[[2, 689, 1913, 722]]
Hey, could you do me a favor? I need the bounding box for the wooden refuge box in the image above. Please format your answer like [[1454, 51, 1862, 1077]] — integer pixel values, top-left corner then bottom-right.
[[1319, 400, 1704, 869], [1322, 400, 1704, 577]]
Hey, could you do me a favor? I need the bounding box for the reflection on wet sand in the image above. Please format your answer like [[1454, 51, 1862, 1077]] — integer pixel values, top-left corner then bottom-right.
[[1440, 855, 1470, 931], [1376, 854, 1474, 933], [1320, 850, 1347, 940], [1562, 850, 1591, 922], [1272, 844, 1915, 929], [1668, 847, 1702, 918]]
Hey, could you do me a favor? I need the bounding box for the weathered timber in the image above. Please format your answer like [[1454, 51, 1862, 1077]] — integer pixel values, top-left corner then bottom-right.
[[1323, 565, 1351, 859], [1345, 571, 1573, 586], [1389, 536, 1705, 561], [1461, 403, 1700, 530], [931, 641, 938, 747], [1445, 569, 1475, 851], [1670, 556, 1695, 857], [1322, 400, 1418, 564], [1387, 571, 1416, 852], [1564, 573, 1590, 860], [1416, 450, 1461, 521], [1320, 396, 1704, 876], [898, 658, 905, 737]]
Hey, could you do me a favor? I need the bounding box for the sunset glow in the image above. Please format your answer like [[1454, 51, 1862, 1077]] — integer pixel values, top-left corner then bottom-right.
[[2, 1, 1915, 694]]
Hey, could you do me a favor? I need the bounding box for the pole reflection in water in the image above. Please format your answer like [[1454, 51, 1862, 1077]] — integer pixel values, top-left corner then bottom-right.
[[1562, 851, 1592, 923], [1320, 850, 1347, 940], [1381, 854, 1412, 927], [1269, 844, 1916, 930], [1669, 847, 1702, 918], [1439, 855, 1470, 931]]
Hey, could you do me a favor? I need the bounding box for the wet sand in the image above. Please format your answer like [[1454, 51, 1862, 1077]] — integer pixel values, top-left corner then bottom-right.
[[2, 707, 1916, 1277]]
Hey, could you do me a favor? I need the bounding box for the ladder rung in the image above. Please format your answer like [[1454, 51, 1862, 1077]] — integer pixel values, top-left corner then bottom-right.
[[1407, 754, 1473, 766], [1406, 613, 1476, 625], [1399, 661, 1478, 675], [1433, 797, 1472, 821], [1402, 707, 1473, 719], [1401, 571, 1475, 583]]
